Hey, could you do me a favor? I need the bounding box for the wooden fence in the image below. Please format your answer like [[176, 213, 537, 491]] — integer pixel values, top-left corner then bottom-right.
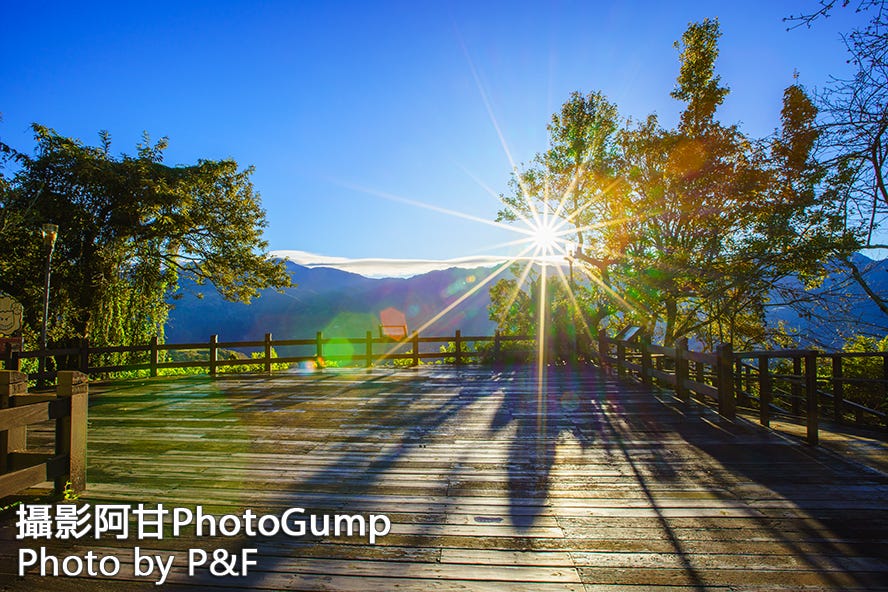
[[1, 330, 536, 383], [3, 327, 884, 447], [0, 370, 87, 498], [598, 329, 887, 445]]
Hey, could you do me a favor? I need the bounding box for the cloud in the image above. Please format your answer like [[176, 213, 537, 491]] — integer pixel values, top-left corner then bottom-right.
[[269, 250, 560, 278]]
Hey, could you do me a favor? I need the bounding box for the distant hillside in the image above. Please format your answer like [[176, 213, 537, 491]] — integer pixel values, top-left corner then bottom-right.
[[165, 262, 498, 342], [767, 254, 888, 349], [165, 256, 887, 348]]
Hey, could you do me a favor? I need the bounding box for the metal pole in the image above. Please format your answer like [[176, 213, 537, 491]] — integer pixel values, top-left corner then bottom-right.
[[38, 224, 58, 388]]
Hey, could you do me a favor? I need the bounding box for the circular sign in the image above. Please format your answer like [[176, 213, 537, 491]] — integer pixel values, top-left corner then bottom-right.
[[0, 295, 23, 335]]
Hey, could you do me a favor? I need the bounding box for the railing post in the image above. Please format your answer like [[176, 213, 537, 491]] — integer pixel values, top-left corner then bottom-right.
[[675, 337, 689, 404], [454, 330, 462, 366], [315, 331, 323, 366], [209, 335, 218, 377], [412, 332, 420, 367], [716, 343, 735, 419], [792, 357, 802, 416], [882, 353, 888, 404], [150, 336, 159, 377], [832, 355, 843, 423], [3, 342, 21, 372], [640, 335, 652, 386], [365, 331, 373, 368], [0, 370, 28, 473], [805, 350, 819, 445], [734, 360, 745, 406], [56, 370, 88, 494], [78, 337, 89, 375], [265, 333, 273, 373], [617, 340, 626, 378], [758, 355, 771, 427], [597, 329, 608, 371], [494, 330, 501, 365]]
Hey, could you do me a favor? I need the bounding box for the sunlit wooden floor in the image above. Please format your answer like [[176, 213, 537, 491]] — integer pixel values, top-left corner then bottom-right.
[[1, 366, 887, 591]]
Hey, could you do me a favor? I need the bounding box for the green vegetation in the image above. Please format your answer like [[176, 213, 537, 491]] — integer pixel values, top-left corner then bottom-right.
[[0, 126, 291, 365], [492, 17, 878, 355]]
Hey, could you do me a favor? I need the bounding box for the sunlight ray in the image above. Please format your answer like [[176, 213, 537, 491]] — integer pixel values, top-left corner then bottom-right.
[[552, 164, 586, 221], [330, 179, 524, 235], [558, 178, 624, 227], [456, 34, 542, 228], [551, 264, 596, 344], [494, 257, 538, 329], [536, 257, 548, 441], [574, 263, 647, 320], [455, 162, 539, 231], [374, 244, 537, 363]]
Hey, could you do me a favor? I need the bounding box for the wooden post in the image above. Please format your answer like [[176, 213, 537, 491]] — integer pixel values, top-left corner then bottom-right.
[[598, 329, 608, 371], [264, 333, 273, 373], [56, 371, 88, 494], [412, 332, 420, 367], [832, 355, 843, 424], [617, 340, 626, 378], [696, 359, 705, 386], [733, 360, 744, 406], [150, 336, 159, 377], [675, 338, 689, 404], [454, 330, 462, 366], [758, 355, 771, 427], [0, 370, 28, 473], [640, 335, 652, 386], [805, 351, 818, 445], [315, 331, 323, 365], [209, 335, 218, 377], [716, 343, 735, 419], [493, 330, 501, 365], [365, 331, 373, 368], [882, 353, 888, 403], [78, 338, 89, 374], [4, 343, 20, 372], [788, 356, 801, 417]]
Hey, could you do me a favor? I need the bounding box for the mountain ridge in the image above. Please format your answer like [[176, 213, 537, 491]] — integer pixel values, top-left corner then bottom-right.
[[165, 256, 887, 348]]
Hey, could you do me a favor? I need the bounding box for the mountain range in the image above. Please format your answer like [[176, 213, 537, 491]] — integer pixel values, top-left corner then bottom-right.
[[165, 262, 499, 343], [165, 256, 888, 349]]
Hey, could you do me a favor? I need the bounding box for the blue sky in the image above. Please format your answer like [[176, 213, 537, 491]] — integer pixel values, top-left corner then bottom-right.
[[0, 1, 867, 268]]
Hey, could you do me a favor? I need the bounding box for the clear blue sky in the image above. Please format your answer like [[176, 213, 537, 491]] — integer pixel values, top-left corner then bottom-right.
[[0, 1, 867, 263]]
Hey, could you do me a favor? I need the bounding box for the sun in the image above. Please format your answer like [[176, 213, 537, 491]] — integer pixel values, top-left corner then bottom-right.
[[531, 219, 561, 253]]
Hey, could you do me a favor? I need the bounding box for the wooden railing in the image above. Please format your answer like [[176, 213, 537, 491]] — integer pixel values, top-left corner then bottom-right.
[[598, 328, 887, 445], [1, 330, 536, 383], [0, 370, 88, 498]]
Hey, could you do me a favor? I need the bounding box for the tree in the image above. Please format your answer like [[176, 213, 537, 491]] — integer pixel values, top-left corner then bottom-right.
[[0, 125, 291, 349], [493, 19, 853, 351], [787, 1, 888, 319], [495, 90, 627, 347]]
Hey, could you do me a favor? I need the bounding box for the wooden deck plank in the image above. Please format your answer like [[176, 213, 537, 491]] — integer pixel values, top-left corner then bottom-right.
[[1, 366, 886, 591]]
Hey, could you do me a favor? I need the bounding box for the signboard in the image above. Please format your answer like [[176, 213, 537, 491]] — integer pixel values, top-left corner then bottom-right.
[[0, 294, 23, 336]]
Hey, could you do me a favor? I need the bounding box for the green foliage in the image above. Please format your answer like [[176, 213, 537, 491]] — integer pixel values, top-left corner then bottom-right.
[[0, 125, 291, 354], [492, 19, 855, 351], [838, 334, 888, 416]]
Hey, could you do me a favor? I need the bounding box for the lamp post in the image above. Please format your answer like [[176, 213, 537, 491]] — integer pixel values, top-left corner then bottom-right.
[[38, 223, 58, 387]]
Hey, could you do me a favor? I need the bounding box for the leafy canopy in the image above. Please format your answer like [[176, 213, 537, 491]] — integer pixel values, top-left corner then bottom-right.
[[0, 125, 291, 347]]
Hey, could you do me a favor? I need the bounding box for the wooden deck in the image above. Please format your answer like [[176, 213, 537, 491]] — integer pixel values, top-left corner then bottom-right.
[[1, 366, 887, 591]]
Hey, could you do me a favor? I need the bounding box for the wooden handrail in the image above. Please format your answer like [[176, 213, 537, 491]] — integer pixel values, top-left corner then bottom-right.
[[0, 370, 87, 498], [0, 330, 538, 381], [598, 327, 887, 443]]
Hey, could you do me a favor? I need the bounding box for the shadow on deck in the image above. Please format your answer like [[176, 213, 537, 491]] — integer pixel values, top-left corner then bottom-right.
[[1, 366, 886, 591]]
